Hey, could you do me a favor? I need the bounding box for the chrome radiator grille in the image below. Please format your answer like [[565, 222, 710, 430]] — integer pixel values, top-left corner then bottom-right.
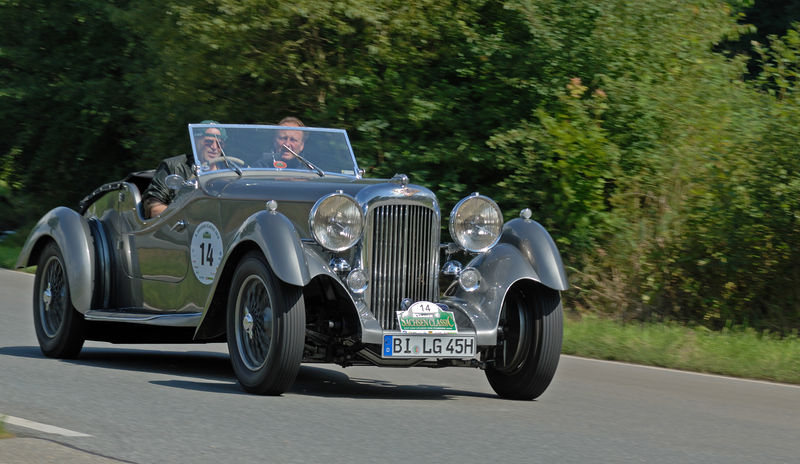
[[367, 204, 439, 330]]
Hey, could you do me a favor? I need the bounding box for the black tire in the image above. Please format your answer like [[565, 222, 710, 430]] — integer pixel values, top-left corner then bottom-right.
[[226, 252, 305, 395], [486, 285, 563, 400], [33, 242, 86, 358]]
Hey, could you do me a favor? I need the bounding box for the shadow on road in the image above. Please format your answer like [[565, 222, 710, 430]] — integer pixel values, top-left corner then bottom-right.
[[0, 346, 42, 359], [0, 345, 495, 400], [0, 344, 233, 380], [290, 365, 495, 400]]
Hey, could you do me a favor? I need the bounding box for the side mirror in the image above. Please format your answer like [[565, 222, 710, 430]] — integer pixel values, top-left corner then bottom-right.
[[165, 174, 186, 191]]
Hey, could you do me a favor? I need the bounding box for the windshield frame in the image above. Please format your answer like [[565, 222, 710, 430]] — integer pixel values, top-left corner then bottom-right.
[[187, 123, 360, 178]]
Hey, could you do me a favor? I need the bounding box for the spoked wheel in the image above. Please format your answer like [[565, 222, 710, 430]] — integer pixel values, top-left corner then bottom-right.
[[486, 284, 563, 400], [33, 242, 85, 358], [227, 251, 305, 395]]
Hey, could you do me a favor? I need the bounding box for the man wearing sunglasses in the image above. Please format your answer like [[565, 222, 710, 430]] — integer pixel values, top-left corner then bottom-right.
[[142, 120, 226, 219], [196, 126, 227, 170]]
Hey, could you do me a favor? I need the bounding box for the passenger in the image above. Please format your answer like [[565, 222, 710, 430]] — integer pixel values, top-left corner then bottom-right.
[[142, 120, 227, 218]]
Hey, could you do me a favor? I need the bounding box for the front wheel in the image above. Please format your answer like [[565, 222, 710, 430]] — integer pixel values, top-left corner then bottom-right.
[[486, 285, 563, 400], [226, 252, 305, 395], [33, 242, 86, 358]]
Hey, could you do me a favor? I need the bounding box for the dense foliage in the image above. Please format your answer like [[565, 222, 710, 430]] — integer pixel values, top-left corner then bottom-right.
[[1, 0, 798, 332]]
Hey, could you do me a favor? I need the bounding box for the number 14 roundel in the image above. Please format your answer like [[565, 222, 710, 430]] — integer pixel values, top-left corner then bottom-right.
[[191, 221, 224, 285]]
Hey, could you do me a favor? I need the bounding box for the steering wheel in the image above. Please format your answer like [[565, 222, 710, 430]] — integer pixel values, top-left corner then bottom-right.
[[208, 156, 247, 168]]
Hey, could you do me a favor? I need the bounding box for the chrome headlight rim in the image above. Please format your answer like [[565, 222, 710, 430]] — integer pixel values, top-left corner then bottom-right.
[[309, 192, 364, 252], [448, 193, 504, 253]]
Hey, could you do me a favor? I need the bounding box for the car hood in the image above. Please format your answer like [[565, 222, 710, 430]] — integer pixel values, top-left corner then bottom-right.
[[200, 171, 439, 239], [210, 171, 382, 201]]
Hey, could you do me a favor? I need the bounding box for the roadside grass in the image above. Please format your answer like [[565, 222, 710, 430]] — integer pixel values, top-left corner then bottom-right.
[[0, 416, 14, 439], [564, 315, 800, 384], [0, 244, 20, 269], [0, 230, 27, 269]]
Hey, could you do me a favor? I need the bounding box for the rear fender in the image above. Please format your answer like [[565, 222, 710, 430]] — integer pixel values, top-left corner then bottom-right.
[[16, 207, 96, 313]]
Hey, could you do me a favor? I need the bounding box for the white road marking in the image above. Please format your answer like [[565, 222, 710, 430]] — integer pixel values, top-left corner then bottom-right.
[[3, 415, 92, 437]]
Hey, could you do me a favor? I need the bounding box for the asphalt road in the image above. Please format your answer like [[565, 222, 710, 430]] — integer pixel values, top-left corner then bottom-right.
[[1, 268, 798, 464]]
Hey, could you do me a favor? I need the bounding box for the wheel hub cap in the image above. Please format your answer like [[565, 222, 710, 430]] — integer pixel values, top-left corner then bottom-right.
[[43, 283, 53, 310], [242, 310, 254, 340]]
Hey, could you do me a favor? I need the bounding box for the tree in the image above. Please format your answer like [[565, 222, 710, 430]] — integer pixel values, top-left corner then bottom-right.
[[1, 0, 797, 331], [0, 0, 145, 228]]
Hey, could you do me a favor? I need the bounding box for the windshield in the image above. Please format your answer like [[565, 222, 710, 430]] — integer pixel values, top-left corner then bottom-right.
[[188, 124, 359, 176]]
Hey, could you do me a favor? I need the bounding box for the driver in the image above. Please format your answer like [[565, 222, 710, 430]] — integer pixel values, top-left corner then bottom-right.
[[255, 116, 307, 169], [142, 120, 227, 219]]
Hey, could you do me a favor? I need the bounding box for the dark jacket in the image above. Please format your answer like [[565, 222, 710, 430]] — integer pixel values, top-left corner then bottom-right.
[[141, 154, 194, 211]]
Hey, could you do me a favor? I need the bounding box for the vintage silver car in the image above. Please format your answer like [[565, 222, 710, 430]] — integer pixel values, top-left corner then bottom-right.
[[17, 123, 568, 400]]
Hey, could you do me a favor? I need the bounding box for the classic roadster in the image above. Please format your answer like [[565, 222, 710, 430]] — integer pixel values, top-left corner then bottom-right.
[[17, 123, 568, 400]]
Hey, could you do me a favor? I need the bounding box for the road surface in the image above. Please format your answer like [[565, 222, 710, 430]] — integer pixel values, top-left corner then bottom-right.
[[1, 268, 797, 463]]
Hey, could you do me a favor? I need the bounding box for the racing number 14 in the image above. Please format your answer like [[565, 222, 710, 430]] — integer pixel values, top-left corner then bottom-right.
[[199, 242, 214, 266], [190, 222, 222, 284]]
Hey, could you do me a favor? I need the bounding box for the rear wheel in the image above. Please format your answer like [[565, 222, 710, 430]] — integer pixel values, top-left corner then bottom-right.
[[33, 242, 85, 358], [486, 285, 562, 400], [227, 252, 305, 395]]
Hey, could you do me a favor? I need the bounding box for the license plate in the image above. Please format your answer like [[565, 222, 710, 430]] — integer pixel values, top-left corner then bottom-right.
[[382, 334, 476, 358]]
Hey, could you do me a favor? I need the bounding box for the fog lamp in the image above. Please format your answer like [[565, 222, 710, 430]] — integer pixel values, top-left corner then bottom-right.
[[458, 267, 481, 292], [347, 268, 368, 294]]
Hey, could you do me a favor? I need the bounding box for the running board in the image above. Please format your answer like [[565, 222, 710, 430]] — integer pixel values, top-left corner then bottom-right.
[[84, 310, 202, 327]]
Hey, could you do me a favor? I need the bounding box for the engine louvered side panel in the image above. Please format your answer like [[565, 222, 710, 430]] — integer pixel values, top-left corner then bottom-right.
[[368, 205, 438, 330]]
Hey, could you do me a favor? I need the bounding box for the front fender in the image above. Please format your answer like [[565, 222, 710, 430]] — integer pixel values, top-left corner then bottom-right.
[[442, 243, 544, 345], [499, 217, 569, 291], [16, 207, 95, 313], [228, 210, 310, 286], [194, 219, 352, 341]]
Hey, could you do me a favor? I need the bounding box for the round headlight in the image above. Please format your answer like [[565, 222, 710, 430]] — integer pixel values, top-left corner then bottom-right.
[[309, 193, 364, 251], [449, 194, 503, 252]]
